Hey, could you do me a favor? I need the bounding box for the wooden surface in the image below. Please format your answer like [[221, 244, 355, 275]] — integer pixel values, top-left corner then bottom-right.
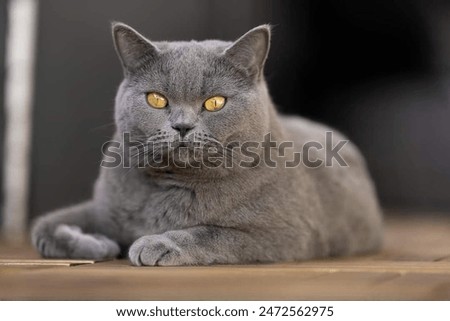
[[0, 259, 95, 267], [0, 213, 449, 300]]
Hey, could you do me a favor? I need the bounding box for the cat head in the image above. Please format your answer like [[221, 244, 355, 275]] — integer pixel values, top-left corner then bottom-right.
[[112, 23, 273, 170]]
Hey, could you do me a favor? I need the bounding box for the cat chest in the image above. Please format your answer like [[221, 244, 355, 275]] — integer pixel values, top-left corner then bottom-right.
[[113, 185, 199, 238]]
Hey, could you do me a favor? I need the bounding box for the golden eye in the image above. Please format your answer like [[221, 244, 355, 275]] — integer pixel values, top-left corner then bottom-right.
[[146, 92, 168, 109], [204, 96, 226, 112]]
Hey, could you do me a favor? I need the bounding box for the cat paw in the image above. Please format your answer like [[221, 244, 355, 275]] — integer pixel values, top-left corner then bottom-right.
[[32, 223, 120, 260], [128, 233, 196, 266]]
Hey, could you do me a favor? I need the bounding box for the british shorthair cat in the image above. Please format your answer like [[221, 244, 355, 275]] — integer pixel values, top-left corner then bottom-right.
[[31, 23, 382, 265]]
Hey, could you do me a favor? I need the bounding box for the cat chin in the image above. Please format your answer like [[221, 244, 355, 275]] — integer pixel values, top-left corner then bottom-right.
[[143, 163, 232, 183]]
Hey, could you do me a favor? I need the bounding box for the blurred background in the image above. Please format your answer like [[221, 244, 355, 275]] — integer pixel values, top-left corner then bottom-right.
[[0, 0, 449, 238]]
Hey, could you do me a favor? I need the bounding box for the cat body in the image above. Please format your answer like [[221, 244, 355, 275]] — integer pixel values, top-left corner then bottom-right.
[[31, 23, 382, 265]]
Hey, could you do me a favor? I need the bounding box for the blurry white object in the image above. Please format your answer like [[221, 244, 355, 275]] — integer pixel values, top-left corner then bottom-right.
[[2, 0, 38, 241]]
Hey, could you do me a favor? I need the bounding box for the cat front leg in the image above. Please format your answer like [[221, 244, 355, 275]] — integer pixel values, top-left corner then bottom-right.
[[128, 226, 274, 266], [31, 201, 120, 260]]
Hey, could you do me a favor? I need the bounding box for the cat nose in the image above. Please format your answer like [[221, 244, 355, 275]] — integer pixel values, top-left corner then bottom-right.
[[171, 123, 195, 137]]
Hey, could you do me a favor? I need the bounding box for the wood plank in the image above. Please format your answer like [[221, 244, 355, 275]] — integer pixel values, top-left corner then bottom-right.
[[1, 260, 449, 300], [0, 259, 95, 266], [0, 264, 397, 300]]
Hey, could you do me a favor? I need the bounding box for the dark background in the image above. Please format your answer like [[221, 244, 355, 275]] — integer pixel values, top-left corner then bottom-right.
[[7, 0, 448, 220]]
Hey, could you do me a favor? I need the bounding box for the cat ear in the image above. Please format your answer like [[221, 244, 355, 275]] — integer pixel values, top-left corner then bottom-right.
[[112, 22, 159, 73], [224, 25, 271, 80]]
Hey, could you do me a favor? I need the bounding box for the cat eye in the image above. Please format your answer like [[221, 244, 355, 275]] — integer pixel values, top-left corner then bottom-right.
[[204, 96, 226, 112], [146, 92, 168, 109]]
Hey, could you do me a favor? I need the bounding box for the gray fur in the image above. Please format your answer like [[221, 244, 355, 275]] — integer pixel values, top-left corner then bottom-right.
[[31, 23, 382, 265]]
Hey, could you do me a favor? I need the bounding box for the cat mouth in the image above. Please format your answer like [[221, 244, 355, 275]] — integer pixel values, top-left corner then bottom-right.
[[171, 140, 195, 149], [130, 130, 239, 172]]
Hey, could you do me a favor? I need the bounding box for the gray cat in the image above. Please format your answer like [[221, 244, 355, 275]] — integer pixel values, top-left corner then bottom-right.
[[31, 23, 382, 265]]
